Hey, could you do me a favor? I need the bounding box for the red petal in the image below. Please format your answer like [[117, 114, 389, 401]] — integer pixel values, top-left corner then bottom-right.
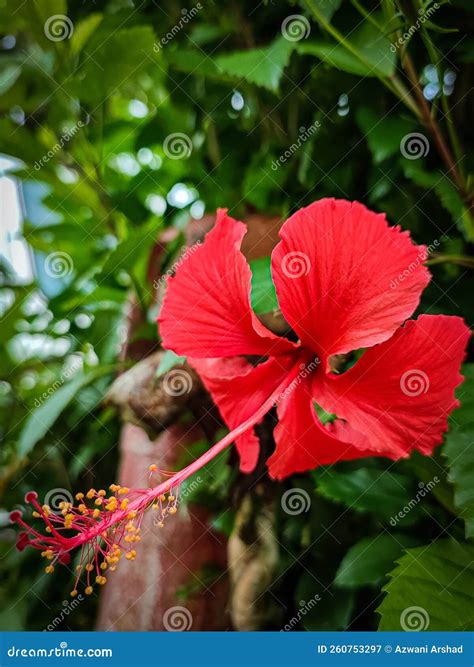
[[314, 315, 470, 458], [271, 199, 430, 364], [189, 354, 296, 473], [267, 376, 374, 480], [159, 210, 295, 358]]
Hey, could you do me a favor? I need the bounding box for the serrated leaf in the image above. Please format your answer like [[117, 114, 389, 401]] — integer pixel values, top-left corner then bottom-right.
[[335, 533, 420, 589], [315, 468, 423, 525], [444, 424, 474, 538], [377, 539, 474, 630], [214, 38, 294, 92]]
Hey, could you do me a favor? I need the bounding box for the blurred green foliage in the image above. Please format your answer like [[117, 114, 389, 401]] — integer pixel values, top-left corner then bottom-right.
[[0, 0, 472, 631]]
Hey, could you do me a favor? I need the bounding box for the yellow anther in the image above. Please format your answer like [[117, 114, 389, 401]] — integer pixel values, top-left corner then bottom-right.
[[86, 489, 96, 499], [109, 484, 119, 492], [168, 495, 175, 502], [44, 549, 54, 560], [85, 586, 93, 595], [85, 564, 94, 572], [159, 494, 166, 502], [59, 501, 66, 509], [42, 505, 50, 516], [118, 487, 129, 495], [127, 511, 137, 519], [94, 498, 103, 506], [157, 521, 164, 528], [32, 511, 41, 518], [45, 565, 54, 574], [149, 464, 158, 472], [92, 509, 100, 518], [168, 507, 177, 515], [76, 565, 82, 571], [70, 589, 78, 597], [109, 566, 117, 572], [98, 489, 106, 497], [46, 526, 52, 533], [100, 562, 108, 570], [120, 499, 129, 510], [75, 492, 84, 500]]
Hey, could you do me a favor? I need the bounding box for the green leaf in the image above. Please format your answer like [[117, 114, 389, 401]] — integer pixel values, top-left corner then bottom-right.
[[452, 364, 474, 427], [77, 26, 156, 103], [156, 350, 186, 377], [315, 468, 423, 525], [377, 539, 474, 630], [335, 533, 420, 589], [404, 165, 474, 241], [444, 424, 474, 538], [311, 0, 342, 21], [356, 108, 415, 163], [295, 573, 355, 630], [250, 257, 279, 314], [214, 38, 294, 92], [70, 13, 103, 56], [18, 372, 96, 457], [298, 21, 396, 78]]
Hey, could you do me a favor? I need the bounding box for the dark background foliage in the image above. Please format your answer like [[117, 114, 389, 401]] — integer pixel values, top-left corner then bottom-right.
[[0, 0, 473, 631]]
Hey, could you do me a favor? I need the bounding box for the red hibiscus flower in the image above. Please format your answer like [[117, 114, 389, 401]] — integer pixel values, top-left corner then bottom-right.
[[13, 198, 469, 595], [159, 198, 470, 479]]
